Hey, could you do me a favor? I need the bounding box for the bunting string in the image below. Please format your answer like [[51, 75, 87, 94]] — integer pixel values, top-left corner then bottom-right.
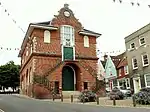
[[0, 0, 25, 34], [0, 47, 20, 51], [0, 0, 149, 34], [112, 0, 150, 8], [0, 0, 150, 53]]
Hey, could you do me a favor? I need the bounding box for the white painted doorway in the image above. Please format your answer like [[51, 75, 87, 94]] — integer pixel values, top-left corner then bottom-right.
[[133, 77, 141, 93]]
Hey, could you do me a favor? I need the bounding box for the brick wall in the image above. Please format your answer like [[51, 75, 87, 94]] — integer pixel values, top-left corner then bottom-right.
[[19, 5, 103, 98]]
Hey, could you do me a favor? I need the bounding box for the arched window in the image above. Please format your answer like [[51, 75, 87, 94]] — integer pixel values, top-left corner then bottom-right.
[[84, 36, 89, 47], [44, 30, 51, 43]]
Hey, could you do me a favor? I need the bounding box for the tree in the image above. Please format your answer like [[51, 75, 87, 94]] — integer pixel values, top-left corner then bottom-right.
[[0, 61, 20, 91]]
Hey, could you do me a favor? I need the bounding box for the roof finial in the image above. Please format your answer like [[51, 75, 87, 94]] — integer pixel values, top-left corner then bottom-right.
[[64, 3, 69, 8]]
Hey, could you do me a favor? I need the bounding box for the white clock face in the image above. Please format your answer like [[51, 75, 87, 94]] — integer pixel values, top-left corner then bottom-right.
[[64, 11, 70, 17]]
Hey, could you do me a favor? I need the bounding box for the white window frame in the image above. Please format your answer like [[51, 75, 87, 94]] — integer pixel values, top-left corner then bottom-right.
[[60, 25, 75, 47], [124, 65, 129, 75], [139, 37, 146, 46], [130, 43, 135, 50], [60, 25, 75, 61], [84, 35, 89, 47], [144, 74, 150, 87], [44, 30, 51, 43], [141, 54, 149, 67], [132, 57, 138, 69], [126, 78, 130, 89], [133, 77, 141, 93]]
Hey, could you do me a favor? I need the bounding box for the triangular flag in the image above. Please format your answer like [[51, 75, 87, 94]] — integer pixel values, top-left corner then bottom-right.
[[12, 19, 16, 24], [137, 3, 140, 6], [131, 2, 134, 6]]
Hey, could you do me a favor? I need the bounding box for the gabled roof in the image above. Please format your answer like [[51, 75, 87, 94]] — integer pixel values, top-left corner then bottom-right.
[[104, 55, 117, 79], [103, 52, 126, 68], [117, 52, 127, 68]]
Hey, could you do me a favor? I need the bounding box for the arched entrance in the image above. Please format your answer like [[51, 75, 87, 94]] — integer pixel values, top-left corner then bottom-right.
[[62, 65, 75, 91]]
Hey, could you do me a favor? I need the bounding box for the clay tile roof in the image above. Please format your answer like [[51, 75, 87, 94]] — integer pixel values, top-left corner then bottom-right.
[[116, 52, 127, 68], [117, 57, 127, 68]]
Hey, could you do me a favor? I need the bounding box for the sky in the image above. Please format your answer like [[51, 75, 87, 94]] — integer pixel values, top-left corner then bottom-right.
[[0, 0, 150, 65]]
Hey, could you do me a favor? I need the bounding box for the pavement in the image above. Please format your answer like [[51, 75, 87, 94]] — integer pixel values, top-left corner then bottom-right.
[[0, 94, 150, 112]]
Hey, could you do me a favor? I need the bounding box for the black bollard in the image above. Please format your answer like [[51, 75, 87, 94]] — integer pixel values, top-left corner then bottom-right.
[[52, 94, 55, 101], [71, 95, 73, 103], [113, 98, 116, 106], [96, 96, 99, 105], [132, 96, 136, 107], [61, 94, 63, 102]]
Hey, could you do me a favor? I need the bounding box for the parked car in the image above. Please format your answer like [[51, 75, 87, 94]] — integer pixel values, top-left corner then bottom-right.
[[113, 86, 132, 97], [78, 90, 96, 103], [109, 88, 125, 100], [133, 87, 150, 105]]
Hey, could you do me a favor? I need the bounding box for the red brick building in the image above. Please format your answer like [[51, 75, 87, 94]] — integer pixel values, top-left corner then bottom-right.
[[116, 52, 130, 89], [18, 4, 104, 99]]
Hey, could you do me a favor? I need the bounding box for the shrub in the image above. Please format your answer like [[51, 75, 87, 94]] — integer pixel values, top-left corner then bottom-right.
[[133, 87, 150, 105], [78, 90, 96, 103], [109, 88, 125, 100]]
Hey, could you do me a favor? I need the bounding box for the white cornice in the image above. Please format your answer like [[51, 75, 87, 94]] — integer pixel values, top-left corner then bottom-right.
[[30, 24, 58, 30], [79, 31, 101, 37]]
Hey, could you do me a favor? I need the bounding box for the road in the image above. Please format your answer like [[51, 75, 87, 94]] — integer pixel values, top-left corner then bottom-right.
[[0, 94, 150, 112]]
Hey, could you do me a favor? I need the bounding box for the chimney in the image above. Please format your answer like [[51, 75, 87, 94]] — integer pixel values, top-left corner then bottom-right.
[[104, 54, 108, 62]]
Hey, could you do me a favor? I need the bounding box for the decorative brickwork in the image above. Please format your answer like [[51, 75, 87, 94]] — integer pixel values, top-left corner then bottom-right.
[[19, 4, 105, 99]]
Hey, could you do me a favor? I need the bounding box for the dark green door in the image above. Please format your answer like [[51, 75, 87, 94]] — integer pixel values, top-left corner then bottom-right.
[[63, 47, 73, 60], [62, 66, 74, 91]]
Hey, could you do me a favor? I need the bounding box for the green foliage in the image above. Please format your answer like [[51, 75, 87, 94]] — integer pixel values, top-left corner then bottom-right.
[[0, 61, 20, 90], [78, 90, 97, 102]]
